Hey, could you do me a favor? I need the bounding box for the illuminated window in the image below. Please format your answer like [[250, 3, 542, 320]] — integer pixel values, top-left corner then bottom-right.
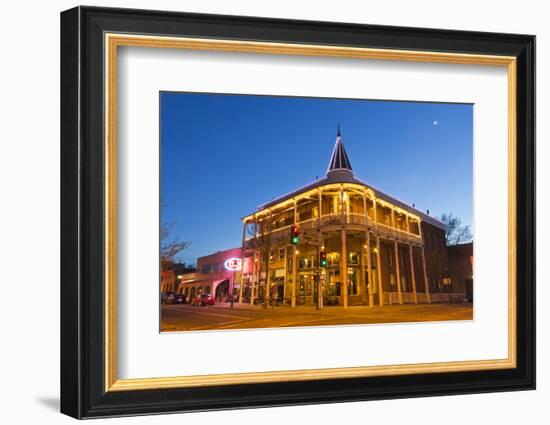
[[327, 252, 340, 265], [347, 269, 358, 295], [298, 255, 315, 270]]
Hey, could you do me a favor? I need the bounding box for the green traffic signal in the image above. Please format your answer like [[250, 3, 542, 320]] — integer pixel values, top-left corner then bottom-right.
[[290, 226, 300, 244], [320, 251, 327, 267]]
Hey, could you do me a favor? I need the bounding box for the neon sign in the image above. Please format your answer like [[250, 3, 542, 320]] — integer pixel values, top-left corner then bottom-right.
[[224, 258, 242, 271]]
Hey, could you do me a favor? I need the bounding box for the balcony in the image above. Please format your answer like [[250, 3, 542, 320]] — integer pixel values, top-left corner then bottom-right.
[[244, 213, 422, 247], [319, 213, 367, 226]]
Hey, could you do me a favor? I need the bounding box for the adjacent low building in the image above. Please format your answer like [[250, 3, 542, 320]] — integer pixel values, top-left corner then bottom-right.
[[160, 263, 195, 293], [447, 242, 474, 302], [177, 247, 248, 302]]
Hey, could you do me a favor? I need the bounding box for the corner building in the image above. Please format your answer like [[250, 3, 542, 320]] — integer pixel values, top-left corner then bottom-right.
[[239, 128, 455, 308]]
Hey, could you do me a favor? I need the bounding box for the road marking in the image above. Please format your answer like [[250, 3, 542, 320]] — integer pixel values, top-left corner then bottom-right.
[[162, 306, 245, 320]]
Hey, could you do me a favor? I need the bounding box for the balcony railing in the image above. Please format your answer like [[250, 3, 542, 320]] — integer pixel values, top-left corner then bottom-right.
[[244, 213, 421, 246], [320, 213, 367, 226]]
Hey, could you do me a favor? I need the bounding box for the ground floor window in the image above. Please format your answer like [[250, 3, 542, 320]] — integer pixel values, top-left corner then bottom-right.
[[347, 268, 358, 295], [258, 284, 266, 299], [348, 251, 359, 265], [271, 277, 285, 300], [367, 269, 378, 294], [298, 273, 314, 296], [326, 268, 341, 296]]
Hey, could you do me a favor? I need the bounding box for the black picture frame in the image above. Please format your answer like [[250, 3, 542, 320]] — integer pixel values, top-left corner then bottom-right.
[[60, 5, 535, 419]]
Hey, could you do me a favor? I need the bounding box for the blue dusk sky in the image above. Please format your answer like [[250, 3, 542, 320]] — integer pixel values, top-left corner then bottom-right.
[[161, 92, 473, 265]]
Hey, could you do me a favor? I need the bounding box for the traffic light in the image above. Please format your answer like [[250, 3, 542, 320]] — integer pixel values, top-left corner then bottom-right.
[[290, 225, 300, 244], [319, 250, 327, 267]]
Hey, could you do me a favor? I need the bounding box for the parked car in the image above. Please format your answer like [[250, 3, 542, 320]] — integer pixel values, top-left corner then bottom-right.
[[200, 293, 215, 306], [175, 293, 186, 304], [191, 293, 215, 306], [165, 292, 176, 304]]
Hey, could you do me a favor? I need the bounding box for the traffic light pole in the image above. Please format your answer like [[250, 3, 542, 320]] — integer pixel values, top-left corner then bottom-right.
[[316, 245, 320, 310]]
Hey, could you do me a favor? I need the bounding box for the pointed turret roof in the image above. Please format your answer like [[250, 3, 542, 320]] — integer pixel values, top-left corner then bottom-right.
[[327, 125, 353, 176], [247, 126, 444, 230]]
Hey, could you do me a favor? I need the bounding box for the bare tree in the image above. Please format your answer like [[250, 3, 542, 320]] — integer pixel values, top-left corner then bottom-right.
[[160, 201, 190, 271], [161, 222, 190, 271], [440, 212, 473, 245], [247, 210, 281, 302]]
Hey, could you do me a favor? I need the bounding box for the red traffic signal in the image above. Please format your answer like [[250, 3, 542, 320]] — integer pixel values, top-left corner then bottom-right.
[[290, 225, 300, 244]]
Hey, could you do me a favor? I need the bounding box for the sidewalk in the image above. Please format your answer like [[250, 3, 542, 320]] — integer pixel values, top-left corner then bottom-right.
[[206, 301, 473, 313], [208, 301, 290, 311]]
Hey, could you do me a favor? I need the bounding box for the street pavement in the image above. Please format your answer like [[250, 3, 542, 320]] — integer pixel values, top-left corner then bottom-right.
[[161, 302, 473, 332]]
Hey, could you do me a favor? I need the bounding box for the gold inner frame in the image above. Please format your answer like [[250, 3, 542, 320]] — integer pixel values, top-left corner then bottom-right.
[[104, 33, 517, 392]]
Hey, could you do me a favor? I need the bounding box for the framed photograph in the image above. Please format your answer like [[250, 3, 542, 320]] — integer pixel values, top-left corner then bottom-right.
[[60, 6, 535, 419]]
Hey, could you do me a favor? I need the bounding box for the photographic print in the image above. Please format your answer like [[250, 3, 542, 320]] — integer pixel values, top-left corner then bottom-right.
[[159, 92, 474, 332]]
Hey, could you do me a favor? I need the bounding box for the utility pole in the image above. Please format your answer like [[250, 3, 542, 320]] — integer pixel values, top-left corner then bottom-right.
[[230, 268, 235, 307]]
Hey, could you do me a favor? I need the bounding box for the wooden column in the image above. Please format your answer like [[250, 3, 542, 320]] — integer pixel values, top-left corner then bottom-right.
[[318, 231, 324, 309], [366, 231, 373, 307], [283, 244, 288, 302], [409, 244, 418, 304], [291, 199, 297, 308], [340, 185, 345, 223], [292, 246, 297, 308], [362, 193, 368, 225], [360, 237, 367, 304], [394, 239, 403, 304], [376, 236, 383, 306], [250, 250, 257, 305], [264, 255, 271, 302], [373, 197, 378, 227], [318, 188, 322, 226], [421, 246, 432, 303], [238, 221, 247, 304], [341, 228, 348, 308]]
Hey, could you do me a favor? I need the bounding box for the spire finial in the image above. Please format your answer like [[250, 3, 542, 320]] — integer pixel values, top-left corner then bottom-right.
[[327, 127, 353, 175]]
